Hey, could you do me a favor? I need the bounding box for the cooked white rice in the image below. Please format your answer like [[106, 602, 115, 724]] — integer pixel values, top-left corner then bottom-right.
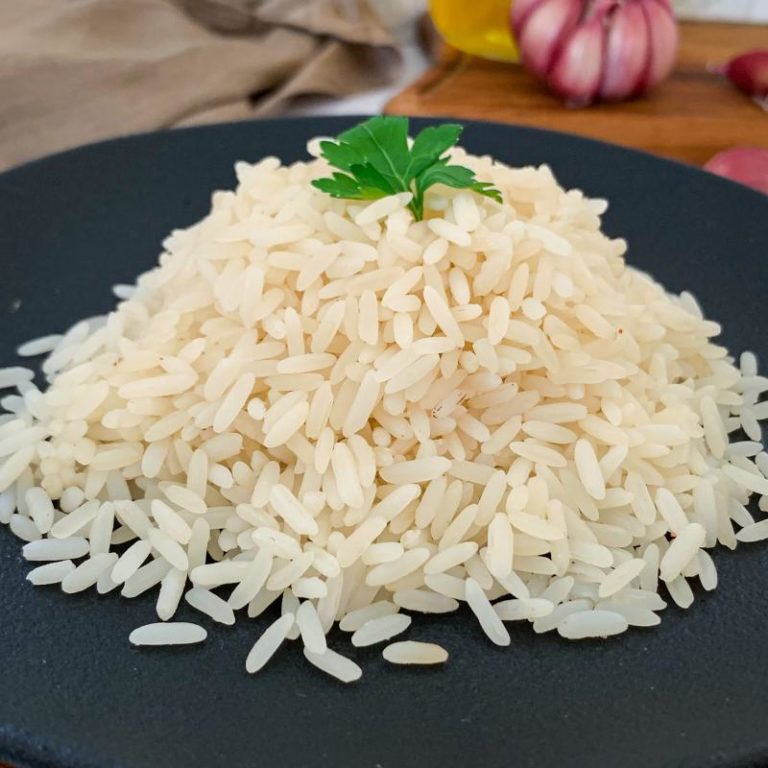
[[382, 641, 448, 665], [351, 613, 412, 647], [245, 613, 294, 673], [185, 587, 236, 625], [1, 137, 767, 681], [303, 647, 362, 683], [129, 622, 207, 646]]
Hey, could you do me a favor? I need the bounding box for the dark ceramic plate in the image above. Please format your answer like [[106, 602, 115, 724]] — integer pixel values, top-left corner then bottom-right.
[[1, 117, 767, 768]]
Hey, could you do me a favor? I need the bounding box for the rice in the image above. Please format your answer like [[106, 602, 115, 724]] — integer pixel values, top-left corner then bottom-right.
[[494, 598, 554, 621], [365, 548, 431, 587], [245, 613, 294, 674], [362, 541, 404, 565], [0, 446, 35, 494], [659, 523, 706, 582], [422, 573, 465, 601], [540, 576, 574, 605], [654, 489, 688, 534], [735, 519, 768, 543], [228, 548, 274, 609], [383, 641, 448, 665], [422, 287, 464, 346], [351, 613, 412, 647], [61, 553, 118, 594], [334, 517, 386, 568], [574, 439, 606, 500], [296, 600, 327, 654], [598, 559, 646, 599], [147, 528, 189, 571], [129, 622, 207, 646], [266, 551, 314, 591], [121, 558, 171, 597], [393, 589, 459, 614], [25, 486, 55, 535], [303, 647, 362, 683], [157, 567, 186, 621], [163, 485, 206, 516], [26, 559, 76, 585], [723, 464, 768, 495], [111, 540, 152, 584], [293, 577, 326, 599], [191, 561, 249, 588], [269, 485, 318, 536], [697, 550, 718, 590], [379, 457, 451, 485], [508, 511, 564, 542], [0, 367, 34, 390], [338, 600, 398, 632], [16, 335, 63, 358], [151, 499, 192, 544], [0, 132, 766, 682], [89, 502, 115, 556], [185, 587, 236, 625], [0, 428, 48, 463], [557, 609, 629, 640], [427, 218, 471, 248], [532, 599, 592, 634], [22, 537, 89, 561], [666, 576, 695, 609], [465, 577, 511, 646]]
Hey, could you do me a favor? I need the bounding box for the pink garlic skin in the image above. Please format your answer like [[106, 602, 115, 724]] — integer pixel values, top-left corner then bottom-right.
[[720, 50, 768, 99], [641, 1, 678, 92], [601, 5, 649, 100], [511, 0, 679, 106], [548, 17, 606, 104], [704, 147, 768, 195], [514, 0, 582, 80]]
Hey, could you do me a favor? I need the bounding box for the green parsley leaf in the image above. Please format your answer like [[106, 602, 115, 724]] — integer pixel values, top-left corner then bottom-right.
[[317, 140, 363, 173], [405, 123, 463, 180], [311, 116, 501, 220], [348, 163, 397, 196]]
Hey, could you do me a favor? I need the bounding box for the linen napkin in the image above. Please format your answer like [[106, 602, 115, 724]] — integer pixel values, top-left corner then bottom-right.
[[0, 0, 400, 170]]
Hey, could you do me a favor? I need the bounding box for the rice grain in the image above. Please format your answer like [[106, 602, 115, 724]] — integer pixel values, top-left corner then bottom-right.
[[245, 614, 294, 673], [129, 622, 206, 646], [383, 641, 448, 665]]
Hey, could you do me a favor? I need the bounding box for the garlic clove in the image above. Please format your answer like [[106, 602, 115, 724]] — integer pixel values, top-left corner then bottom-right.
[[641, 1, 678, 93], [515, 0, 582, 80], [600, 4, 650, 101], [721, 50, 768, 99], [511, 0, 548, 35], [704, 147, 768, 195], [589, 0, 618, 14], [548, 16, 605, 106]]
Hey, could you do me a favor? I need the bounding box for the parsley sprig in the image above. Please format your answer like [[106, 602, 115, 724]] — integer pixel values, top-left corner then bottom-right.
[[311, 116, 502, 221]]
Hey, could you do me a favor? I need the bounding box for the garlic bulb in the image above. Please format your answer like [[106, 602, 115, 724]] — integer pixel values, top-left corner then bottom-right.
[[511, 0, 678, 106]]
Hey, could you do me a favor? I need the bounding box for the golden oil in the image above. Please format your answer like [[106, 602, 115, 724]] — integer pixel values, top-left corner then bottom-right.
[[429, 0, 518, 62]]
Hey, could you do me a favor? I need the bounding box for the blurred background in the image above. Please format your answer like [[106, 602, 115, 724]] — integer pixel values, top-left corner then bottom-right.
[[0, 0, 766, 188]]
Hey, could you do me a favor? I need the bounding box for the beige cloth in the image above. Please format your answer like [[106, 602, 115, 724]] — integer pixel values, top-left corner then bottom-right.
[[0, 0, 400, 170]]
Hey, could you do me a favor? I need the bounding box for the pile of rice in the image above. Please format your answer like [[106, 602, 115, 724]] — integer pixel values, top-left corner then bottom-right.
[[1, 139, 767, 681]]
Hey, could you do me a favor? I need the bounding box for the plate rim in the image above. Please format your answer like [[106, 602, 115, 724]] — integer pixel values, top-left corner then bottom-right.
[[1, 114, 766, 209]]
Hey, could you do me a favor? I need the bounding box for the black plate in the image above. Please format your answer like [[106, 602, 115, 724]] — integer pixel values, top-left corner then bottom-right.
[[1, 117, 767, 768]]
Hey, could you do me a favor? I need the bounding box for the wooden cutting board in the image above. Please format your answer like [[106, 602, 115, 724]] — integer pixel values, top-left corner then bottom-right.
[[386, 21, 768, 166]]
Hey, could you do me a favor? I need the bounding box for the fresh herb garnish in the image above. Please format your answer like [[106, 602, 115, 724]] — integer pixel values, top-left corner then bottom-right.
[[311, 116, 502, 221]]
